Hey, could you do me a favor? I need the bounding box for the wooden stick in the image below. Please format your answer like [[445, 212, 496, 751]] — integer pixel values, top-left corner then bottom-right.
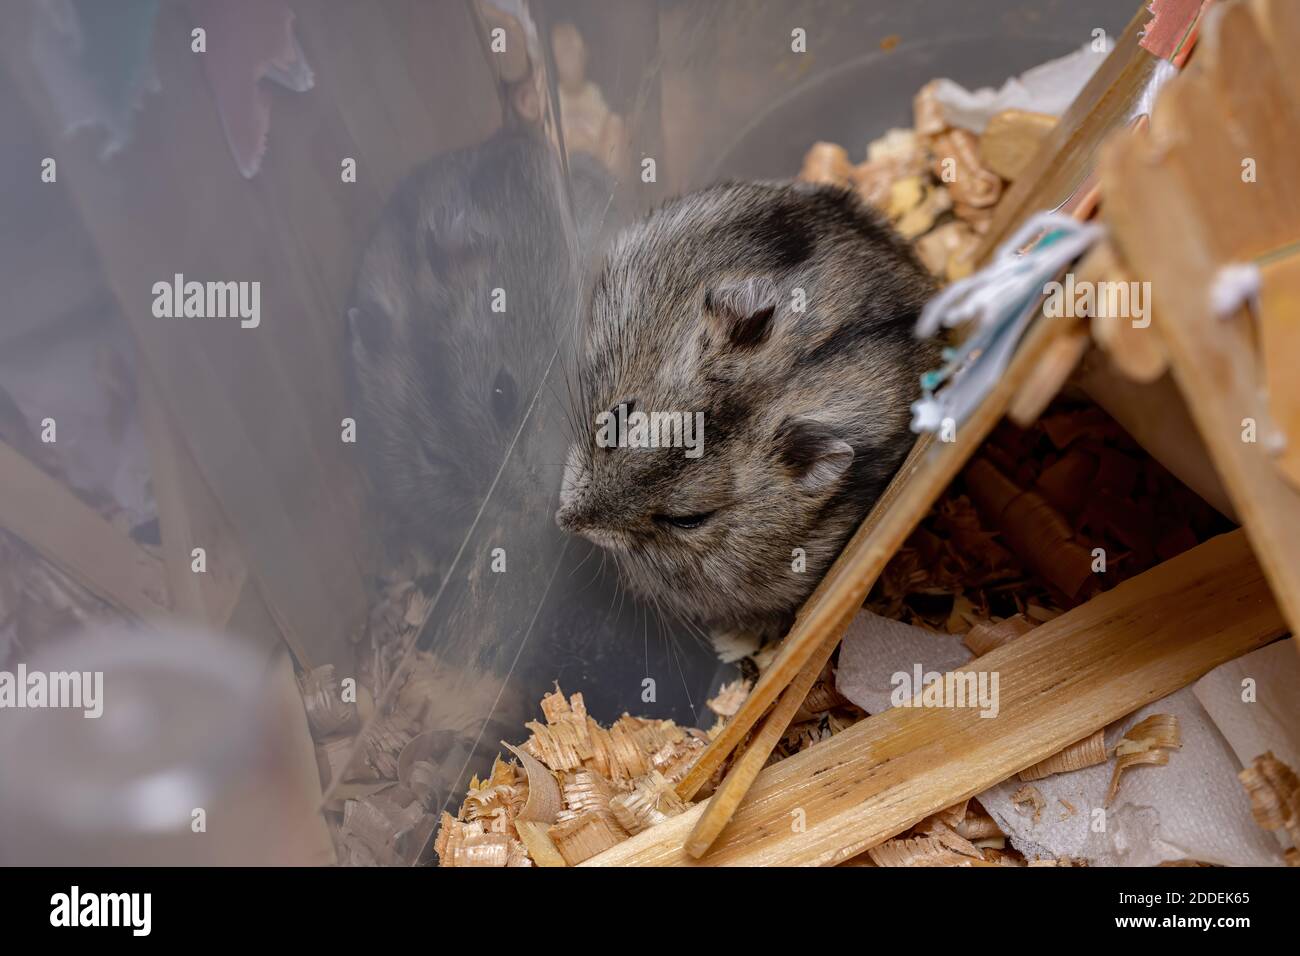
[[684, 628, 839, 857], [1085, 242, 1171, 384], [588, 529, 1283, 865], [0, 438, 169, 619], [1008, 321, 1090, 427]]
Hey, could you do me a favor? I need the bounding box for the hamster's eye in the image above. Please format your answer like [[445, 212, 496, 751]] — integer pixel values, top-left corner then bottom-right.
[[491, 369, 519, 423], [653, 511, 715, 530]]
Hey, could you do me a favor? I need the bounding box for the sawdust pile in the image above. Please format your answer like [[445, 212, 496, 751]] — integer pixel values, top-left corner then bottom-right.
[[435, 685, 712, 866], [433, 667, 866, 866], [796, 84, 1054, 284]]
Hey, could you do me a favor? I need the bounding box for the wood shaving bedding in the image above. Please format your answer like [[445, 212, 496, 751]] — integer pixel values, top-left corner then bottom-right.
[[1238, 751, 1300, 864], [1106, 713, 1182, 806], [435, 686, 708, 866], [868, 834, 989, 867], [1012, 785, 1047, 823], [1019, 728, 1108, 782]]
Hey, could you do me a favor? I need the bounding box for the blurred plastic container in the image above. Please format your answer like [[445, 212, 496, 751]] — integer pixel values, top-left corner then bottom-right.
[[0, 626, 326, 865]]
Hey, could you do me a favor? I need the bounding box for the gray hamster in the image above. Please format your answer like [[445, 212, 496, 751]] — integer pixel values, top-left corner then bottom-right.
[[555, 180, 937, 638], [346, 128, 584, 557]]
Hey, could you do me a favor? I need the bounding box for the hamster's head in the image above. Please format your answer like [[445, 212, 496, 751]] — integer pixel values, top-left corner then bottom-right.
[[347, 131, 579, 554], [555, 181, 935, 633]]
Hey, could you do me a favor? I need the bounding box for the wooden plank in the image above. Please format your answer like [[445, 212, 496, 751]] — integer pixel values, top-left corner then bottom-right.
[[1100, 0, 1300, 640], [1084, 240, 1171, 383], [589, 529, 1284, 866], [1259, 254, 1300, 488], [0, 439, 169, 619]]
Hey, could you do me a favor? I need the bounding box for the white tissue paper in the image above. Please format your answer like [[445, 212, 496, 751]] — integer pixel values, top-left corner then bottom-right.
[[1194, 640, 1300, 852], [977, 690, 1283, 867], [835, 611, 973, 716], [929, 41, 1113, 133], [834, 610, 1287, 866]]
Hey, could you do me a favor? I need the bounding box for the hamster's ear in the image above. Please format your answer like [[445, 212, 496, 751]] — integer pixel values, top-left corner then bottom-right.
[[347, 306, 388, 354], [775, 418, 854, 493], [706, 276, 778, 348], [424, 205, 490, 278]]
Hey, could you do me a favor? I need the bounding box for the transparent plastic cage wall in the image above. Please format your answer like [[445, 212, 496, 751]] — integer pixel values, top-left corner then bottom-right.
[[0, 0, 1140, 863]]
